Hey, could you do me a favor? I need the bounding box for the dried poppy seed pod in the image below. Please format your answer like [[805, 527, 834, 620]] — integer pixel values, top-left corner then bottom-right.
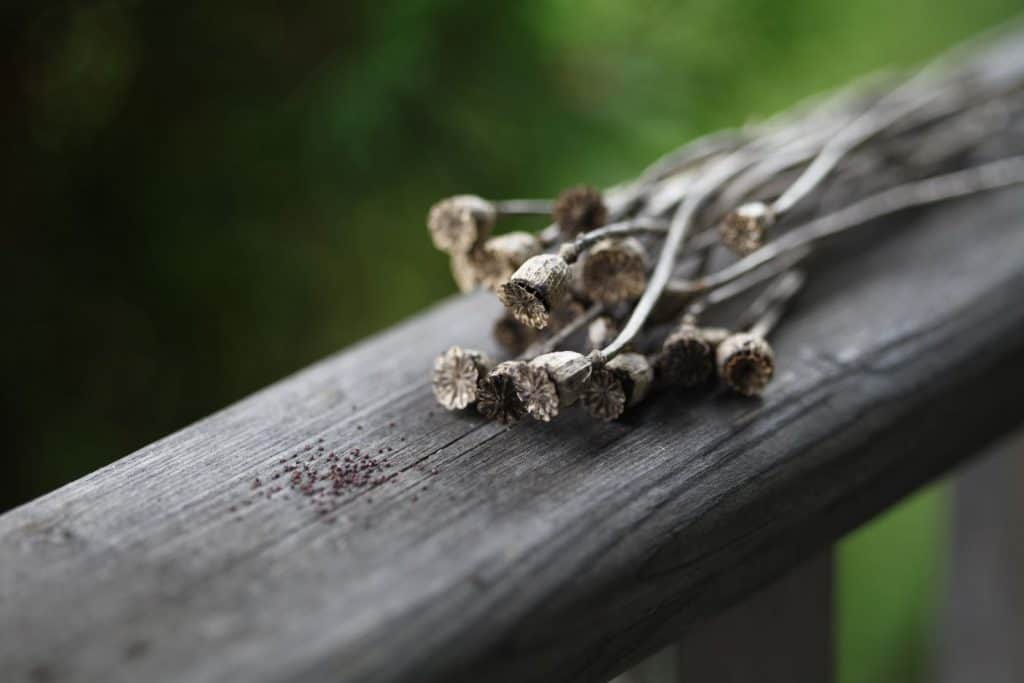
[[498, 254, 571, 329], [719, 201, 776, 255], [553, 185, 608, 237], [476, 361, 528, 425], [581, 237, 648, 303], [449, 232, 542, 293], [656, 325, 715, 388], [432, 346, 494, 410], [587, 316, 620, 351], [427, 195, 497, 253], [492, 314, 539, 356], [583, 352, 653, 421], [522, 351, 593, 421], [610, 353, 654, 408], [450, 250, 481, 293], [474, 231, 542, 291], [716, 332, 775, 397], [509, 364, 558, 422]]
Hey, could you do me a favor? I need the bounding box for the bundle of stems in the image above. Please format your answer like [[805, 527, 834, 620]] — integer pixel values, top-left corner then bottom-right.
[[428, 27, 1024, 425]]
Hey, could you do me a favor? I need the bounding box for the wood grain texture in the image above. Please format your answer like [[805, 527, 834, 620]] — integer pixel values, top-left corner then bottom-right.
[[1, 187, 1024, 683]]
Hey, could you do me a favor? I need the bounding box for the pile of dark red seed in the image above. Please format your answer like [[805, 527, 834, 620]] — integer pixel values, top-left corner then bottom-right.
[[234, 436, 406, 522]]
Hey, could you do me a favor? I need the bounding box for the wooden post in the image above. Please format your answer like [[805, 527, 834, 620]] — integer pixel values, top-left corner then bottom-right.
[[613, 552, 833, 683], [936, 427, 1024, 683]]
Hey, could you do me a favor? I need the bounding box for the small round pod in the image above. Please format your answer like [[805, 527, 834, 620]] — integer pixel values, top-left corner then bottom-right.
[[519, 351, 593, 421], [450, 250, 482, 293], [473, 231, 542, 291], [492, 314, 539, 356], [476, 361, 528, 425], [656, 325, 715, 388], [716, 332, 775, 396], [587, 316, 620, 351], [582, 352, 654, 421], [719, 201, 776, 255], [553, 185, 608, 238], [449, 231, 542, 293], [427, 195, 497, 253], [580, 237, 648, 303], [498, 254, 571, 329], [432, 346, 494, 410]]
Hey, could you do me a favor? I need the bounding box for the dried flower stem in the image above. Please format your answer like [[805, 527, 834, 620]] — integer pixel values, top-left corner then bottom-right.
[[558, 217, 671, 263], [493, 199, 554, 215], [673, 155, 1024, 297], [683, 245, 812, 322], [769, 67, 996, 216], [597, 151, 756, 361], [742, 270, 806, 337], [521, 303, 604, 359]]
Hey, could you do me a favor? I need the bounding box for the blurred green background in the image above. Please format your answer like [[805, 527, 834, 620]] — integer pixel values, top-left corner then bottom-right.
[[3, 0, 1020, 680]]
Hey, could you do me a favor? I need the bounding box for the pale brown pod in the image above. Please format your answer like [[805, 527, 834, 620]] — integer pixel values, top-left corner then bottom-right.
[[716, 332, 775, 396], [427, 194, 497, 253], [476, 361, 529, 425], [719, 201, 776, 255], [449, 231, 542, 293], [580, 237, 648, 303], [581, 365, 626, 421], [498, 254, 571, 329], [583, 352, 653, 421], [450, 250, 481, 293], [432, 346, 494, 410], [473, 231, 542, 291], [553, 185, 608, 237], [492, 314, 539, 356], [521, 351, 593, 421]]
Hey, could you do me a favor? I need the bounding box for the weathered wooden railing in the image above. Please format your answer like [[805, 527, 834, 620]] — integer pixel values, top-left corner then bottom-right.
[[2, 185, 1022, 682], [3, 100, 1024, 683]]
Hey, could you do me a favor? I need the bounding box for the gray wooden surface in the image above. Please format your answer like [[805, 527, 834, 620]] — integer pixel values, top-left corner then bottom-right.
[[937, 427, 1024, 683], [2, 188, 1024, 683]]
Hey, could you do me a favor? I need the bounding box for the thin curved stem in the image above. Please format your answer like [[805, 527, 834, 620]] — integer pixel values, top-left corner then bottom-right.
[[494, 199, 554, 215], [685, 245, 812, 321], [599, 152, 753, 360], [745, 270, 806, 337], [560, 217, 672, 262], [770, 67, 973, 216], [519, 303, 605, 360], [671, 155, 1024, 297]]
